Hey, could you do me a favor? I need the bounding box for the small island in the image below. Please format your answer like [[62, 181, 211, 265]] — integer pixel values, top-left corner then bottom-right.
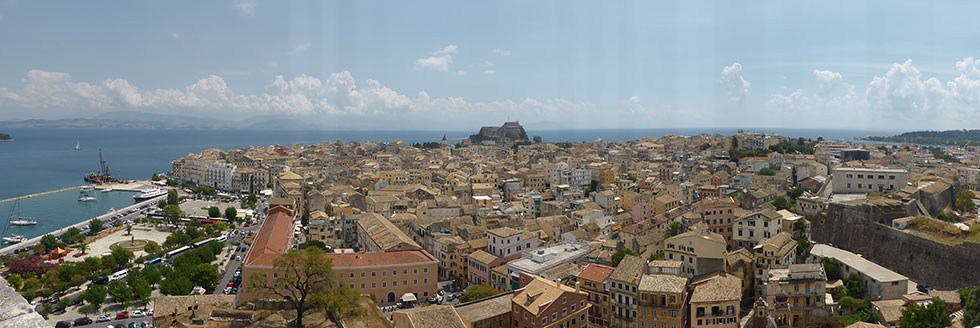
[[867, 129, 980, 146], [0, 133, 10, 141]]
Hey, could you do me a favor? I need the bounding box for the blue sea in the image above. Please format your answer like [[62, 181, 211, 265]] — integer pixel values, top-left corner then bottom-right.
[[0, 127, 898, 238]]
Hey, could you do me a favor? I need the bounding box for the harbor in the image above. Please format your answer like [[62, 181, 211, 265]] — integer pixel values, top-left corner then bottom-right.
[[0, 191, 165, 256]]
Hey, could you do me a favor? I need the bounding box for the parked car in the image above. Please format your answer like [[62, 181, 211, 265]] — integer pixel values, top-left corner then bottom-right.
[[227, 281, 236, 288], [147, 309, 153, 316], [55, 321, 71, 328], [116, 311, 129, 320], [132, 310, 145, 318], [128, 322, 140, 328], [74, 317, 94, 326], [96, 315, 111, 322], [69, 297, 82, 306]]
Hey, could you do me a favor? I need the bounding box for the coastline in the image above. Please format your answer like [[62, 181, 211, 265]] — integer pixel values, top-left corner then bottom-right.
[[0, 193, 165, 256]]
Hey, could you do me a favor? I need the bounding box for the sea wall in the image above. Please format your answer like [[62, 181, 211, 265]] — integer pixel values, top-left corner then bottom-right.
[[813, 201, 980, 290]]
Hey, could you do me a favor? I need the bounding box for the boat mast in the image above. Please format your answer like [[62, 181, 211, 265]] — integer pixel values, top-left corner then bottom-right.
[[99, 148, 110, 182]]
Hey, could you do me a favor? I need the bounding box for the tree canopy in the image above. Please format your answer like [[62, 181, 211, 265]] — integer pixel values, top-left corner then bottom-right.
[[460, 284, 499, 303], [899, 297, 950, 328], [248, 246, 339, 328]]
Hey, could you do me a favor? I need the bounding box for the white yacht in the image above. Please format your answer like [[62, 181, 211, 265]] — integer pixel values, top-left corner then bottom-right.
[[9, 217, 37, 226], [78, 195, 96, 202], [101, 188, 113, 193], [80, 185, 95, 192], [133, 188, 168, 200], [2, 234, 26, 244]]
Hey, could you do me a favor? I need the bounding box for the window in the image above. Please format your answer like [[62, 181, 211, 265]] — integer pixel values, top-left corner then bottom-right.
[[393, 281, 397, 286], [382, 282, 387, 287], [349, 273, 354, 278], [371, 272, 376, 277], [371, 282, 376, 288], [382, 271, 386, 277], [361, 272, 365, 278], [360, 283, 365, 289]]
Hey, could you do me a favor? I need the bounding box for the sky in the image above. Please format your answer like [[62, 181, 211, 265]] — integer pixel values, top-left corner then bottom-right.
[[2, 1, 980, 131]]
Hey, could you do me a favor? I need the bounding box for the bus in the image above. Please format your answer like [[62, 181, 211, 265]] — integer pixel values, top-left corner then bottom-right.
[[193, 238, 215, 248], [146, 257, 162, 266], [166, 246, 191, 261]]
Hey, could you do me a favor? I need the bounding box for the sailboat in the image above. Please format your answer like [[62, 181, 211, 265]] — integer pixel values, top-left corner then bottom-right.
[[75, 141, 80, 151], [3, 200, 29, 244]]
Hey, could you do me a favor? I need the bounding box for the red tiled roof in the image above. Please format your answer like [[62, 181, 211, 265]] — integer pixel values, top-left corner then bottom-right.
[[243, 209, 293, 267], [576, 263, 615, 283], [325, 250, 437, 268]]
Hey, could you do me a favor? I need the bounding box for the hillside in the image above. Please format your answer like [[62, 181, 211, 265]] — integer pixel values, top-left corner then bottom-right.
[[867, 129, 980, 146]]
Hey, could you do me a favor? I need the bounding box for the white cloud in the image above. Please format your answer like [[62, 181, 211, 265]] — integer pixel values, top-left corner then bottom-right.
[[721, 62, 750, 102], [433, 45, 458, 56], [290, 42, 312, 55], [416, 45, 458, 72], [171, 33, 181, 40], [481, 61, 494, 68], [813, 69, 842, 85], [769, 89, 807, 110], [491, 48, 511, 56], [234, 0, 257, 16], [455, 71, 467, 76], [0, 69, 682, 128], [482, 70, 496, 75]]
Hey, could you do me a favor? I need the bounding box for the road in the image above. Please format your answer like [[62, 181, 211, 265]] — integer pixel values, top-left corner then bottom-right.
[[211, 199, 266, 298]]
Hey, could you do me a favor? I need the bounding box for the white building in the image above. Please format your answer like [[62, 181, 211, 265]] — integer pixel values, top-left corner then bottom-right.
[[486, 227, 538, 259], [733, 210, 783, 249], [832, 167, 908, 194], [205, 161, 236, 192]]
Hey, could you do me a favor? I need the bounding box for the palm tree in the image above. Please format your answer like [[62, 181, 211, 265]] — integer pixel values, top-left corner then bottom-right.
[[79, 242, 88, 255], [126, 225, 133, 236]]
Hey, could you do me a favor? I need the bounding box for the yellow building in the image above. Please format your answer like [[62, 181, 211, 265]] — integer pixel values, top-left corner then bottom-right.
[[637, 274, 689, 328], [689, 275, 741, 328], [763, 264, 828, 326]]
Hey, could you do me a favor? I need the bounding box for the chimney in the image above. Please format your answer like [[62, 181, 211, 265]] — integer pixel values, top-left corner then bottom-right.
[[575, 281, 580, 293]]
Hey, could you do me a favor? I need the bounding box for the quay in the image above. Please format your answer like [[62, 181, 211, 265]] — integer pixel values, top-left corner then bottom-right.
[[0, 193, 166, 256], [0, 186, 81, 204]]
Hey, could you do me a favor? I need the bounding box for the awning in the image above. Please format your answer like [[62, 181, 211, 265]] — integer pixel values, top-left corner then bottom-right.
[[401, 293, 417, 303], [51, 247, 70, 256]]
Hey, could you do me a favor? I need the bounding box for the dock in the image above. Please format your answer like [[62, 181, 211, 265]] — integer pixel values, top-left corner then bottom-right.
[[0, 186, 82, 204], [0, 194, 166, 256]]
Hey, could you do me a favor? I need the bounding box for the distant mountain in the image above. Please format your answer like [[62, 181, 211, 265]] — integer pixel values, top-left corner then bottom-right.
[[867, 129, 980, 146], [0, 111, 238, 130]]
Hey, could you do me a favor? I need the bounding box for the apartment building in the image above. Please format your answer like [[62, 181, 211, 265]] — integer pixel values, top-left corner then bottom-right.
[[733, 209, 782, 249], [763, 264, 828, 326], [689, 275, 741, 328], [664, 224, 727, 277], [355, 213, 422, 252], [486, 227, 538, 260], [512, 274, 590, 328], [699, 197, 736, 245], [574, 263, 614, 328], [331, 250, 439, 304], [637, 274, 689, 328], [831, 167, 909, 194], [752, 232, 797, 297], [609, 255, 646, 328]]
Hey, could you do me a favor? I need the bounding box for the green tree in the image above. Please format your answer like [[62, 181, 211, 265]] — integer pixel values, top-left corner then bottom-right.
[[321, 287, 362, 324], [89, 218, 104, 232], [844, 272, 867, 298], [151, 174, 161, 181], [78, 304, 96, 318], [533, 135, 542, 143], [460, 284, 499, 303], [108, 280, 133, 309], [126, 224, 133, 236], [190, 263, 220, 289], [79, 242, 88, 255], [6, 274, 22, 290], [961, 283, 980, 328], [111, 246, 134, 267], [956, 190, 976, 213], [159, 274, 193, 295], [795, 238, 811, 257], [648, 252, 665, 261], [758, 168, 777, 176], [144, 241, 161, 254], [40, 234, 60, 252], [822, 258, 841, 280], [247, 247, 337, 328], [81, 283, 107, 311], [163, 204, 183, 227], [208, 206, 221, 218], [611, 248, 639, 266], [157, 199, 167, 209], [306, 240, 330, 252], [128, 274, 152, 310], [663, 222, 683, 238], [772, 196, 792, 211], [167, 189, 179, 207], [899, 297, 950, 328], [224, 207, 238, 221]]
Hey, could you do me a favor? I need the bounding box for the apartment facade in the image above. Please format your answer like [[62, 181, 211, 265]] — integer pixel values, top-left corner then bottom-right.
[[609, 255, 646, 328], [512, 275, 590, 328], [689, 275, 741, 328], [574, 263, 614, 328], [831, 167, 909, 194], [699, 197, 736, 245], [664, 225, 727, 277], [637, 274, 689, 328]]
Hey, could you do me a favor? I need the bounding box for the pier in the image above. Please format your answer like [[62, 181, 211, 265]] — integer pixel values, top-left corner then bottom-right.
[[0, 194, 166, 256], [0, 186, 81, 204]]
